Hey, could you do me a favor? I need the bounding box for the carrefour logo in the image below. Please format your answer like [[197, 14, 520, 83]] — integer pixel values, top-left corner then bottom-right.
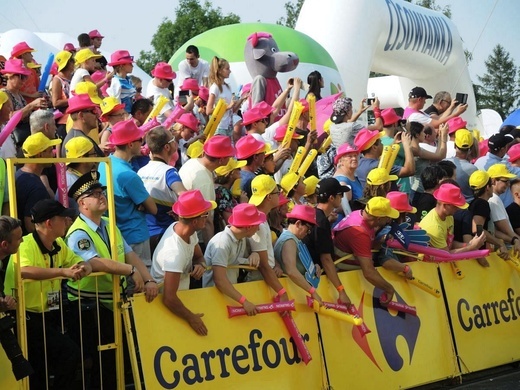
[[354, 289, 421, 372], [457, 288, 520, 331], [153, 329, 308, 388]]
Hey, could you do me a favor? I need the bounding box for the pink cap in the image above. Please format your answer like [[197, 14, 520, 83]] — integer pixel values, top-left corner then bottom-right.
[[172, 189, 216, 218], [433, 183, 468, 209], [381, 108, 401, 126], [446, 116, 467, 134], [90, 70, 106, 83], [180, 78, 199, 92], [242, 107, 266, 126], [278, 193, 290, 207], [286, 204, 317, 225], [177, 113, 199, 132], [0, 59, 31, 76], [334, 143, 359, 165], [63, 43, 76, 52], [387, 191, 417, 213], [203, 135, 235, 158], [274, 124, 304, 142], [108, 119, 144, 146], [241, 83, 251, 96], [236, 135, 265, 159], [66, 94, 99, 114], [253, 101, 275, 117], [10, 42, 35, 58], [228, 204, 266, 227], [299, 98, 309, 113], [354, 128, 381, 152], [89, 30, 104, 39], [151, 62, 176, 80], [198, 86, 209, 102], [108, 50, 134, 67], [508, 143, 520, 163]]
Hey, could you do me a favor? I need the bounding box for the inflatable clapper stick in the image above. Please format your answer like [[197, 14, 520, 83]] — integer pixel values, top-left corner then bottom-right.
[[289, 146, 305, 173], [38, 53, 55, 93], [203, 98, 226, 139], [378, 144, 400, 174], [298, 149, 317, 177], [281, 100, 303, 150], [145, 95, 169, 123], [307, 93, 317, 132], [227, 300, 296, 318]]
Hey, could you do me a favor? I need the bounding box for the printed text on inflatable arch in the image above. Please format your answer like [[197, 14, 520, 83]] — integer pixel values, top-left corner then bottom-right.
[[384, 0, 453, 65]]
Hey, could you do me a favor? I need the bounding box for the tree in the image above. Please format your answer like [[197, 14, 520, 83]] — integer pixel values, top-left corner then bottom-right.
[[277, 0, 304, 28], [137, 0, 240, 74], [476, 44, 519, 119]]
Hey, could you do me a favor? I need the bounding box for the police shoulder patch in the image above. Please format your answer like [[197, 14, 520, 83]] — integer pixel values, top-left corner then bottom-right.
[[78, 239, 91, 250]]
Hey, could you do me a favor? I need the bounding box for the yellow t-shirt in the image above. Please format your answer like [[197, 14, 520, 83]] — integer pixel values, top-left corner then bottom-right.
[[419, 209, 454, 249], [4, 234, 84, 313]]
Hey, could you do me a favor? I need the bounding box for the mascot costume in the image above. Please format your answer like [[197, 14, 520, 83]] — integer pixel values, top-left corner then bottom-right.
[[244, 32, 299, 120]]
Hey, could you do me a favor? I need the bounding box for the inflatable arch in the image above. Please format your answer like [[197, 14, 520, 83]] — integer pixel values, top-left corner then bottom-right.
[[296, 0, 479, 129], [170, 23, 343, 99]]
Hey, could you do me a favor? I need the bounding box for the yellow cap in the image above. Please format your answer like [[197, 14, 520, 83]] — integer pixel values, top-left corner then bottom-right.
[[365, 197, 399, 219], [22, 133, 61, 157], [303, 175, 319, 197], [214, 158, 247, 176], [75, 81, 102, 104], [0, 91, 8, 110], [186, 140, 204, 158], [231, 179, 242, 197], [75, 48, 102, 65], [26, 62, 41, 69], [487, 164, 516, 179], [55, 50, 73, 71], [455, 129, 474, 149], [100, 96, 125, 116], [469, 170, 490, 190], [64, 137, 94, 163], [323, 119, 332, 134], [249, 175, 277, 206], [264, 143, 277, 156], [367, 167, 398, 186], [281, 172, 300, 195]]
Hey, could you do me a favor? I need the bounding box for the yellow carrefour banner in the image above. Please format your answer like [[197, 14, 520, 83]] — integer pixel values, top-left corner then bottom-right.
[[132, 278, 324, 389], [440, 253, 520, 373], [0, 347, 19, 389], [319, 261, 459, 389]]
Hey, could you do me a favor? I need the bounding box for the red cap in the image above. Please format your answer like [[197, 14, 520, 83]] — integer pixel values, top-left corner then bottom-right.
[[387, 191, 417, 213], [89, 30, 104, 39], [228, 204, 266, 227]]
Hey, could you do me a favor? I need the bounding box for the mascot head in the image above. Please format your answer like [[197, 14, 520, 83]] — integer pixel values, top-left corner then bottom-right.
[[244, 32, 299, 79]]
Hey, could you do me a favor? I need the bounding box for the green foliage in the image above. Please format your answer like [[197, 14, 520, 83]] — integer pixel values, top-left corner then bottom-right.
[[404, 0, 451, 18], [476, 44, 519, 119], [136, 0, 240, 74], [276, 0, 304, 28]]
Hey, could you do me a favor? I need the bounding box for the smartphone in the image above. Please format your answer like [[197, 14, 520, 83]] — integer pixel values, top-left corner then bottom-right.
[[455, 93, 468, 105], [476, 224, 483, 236], [179, 90, 189, 105]]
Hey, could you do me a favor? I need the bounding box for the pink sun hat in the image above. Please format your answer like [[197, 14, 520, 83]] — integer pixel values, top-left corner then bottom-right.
[[381, 108, 401, 126], [354, 128, 381, 152], [10, 42, 35, 59], [253, 101, 275, 117], [177, 113, 199, 132], [242, 107, 266, 126], [387, 191, 417, 213], [236, 135, 265, 159], [446, 116, 467, 134], [433, 183, 468, 209], [180, 78, 199, 92], [66, 94, 99, 114], [228, 203, 266, 227], [89, 29, 104, 39], [198, 86, 209, 102], [286, 204, 317, 225], [203, 135, 235, 158], [108, 119, 144, 146], [1, 59, 31, 76], [172, 189, 216, 218], [334, 143, 359, 165], [151, 62, 176, 80], [108, 50, 134, 67]]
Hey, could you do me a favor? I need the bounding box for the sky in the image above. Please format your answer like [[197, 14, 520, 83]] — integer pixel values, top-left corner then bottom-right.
[[0, 0, 519, 84]]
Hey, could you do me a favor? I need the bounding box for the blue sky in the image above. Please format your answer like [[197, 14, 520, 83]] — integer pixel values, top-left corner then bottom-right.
[[0, 0, 518, 84]]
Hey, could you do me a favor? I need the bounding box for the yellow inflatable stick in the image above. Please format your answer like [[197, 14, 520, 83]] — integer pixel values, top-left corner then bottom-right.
[[311, 299, 363, 326], [203, 98, 226, 139], [281, 100, 303, 149], [298, 149, 317, 177], [289, 146, 305, 173], [145, 95, 169, 123], [451, 261, 465, 279], [307, 93, 317, 132], [405, 276, 441, 298], [318, 136, 332, 154], [378, 144, 400, 173]]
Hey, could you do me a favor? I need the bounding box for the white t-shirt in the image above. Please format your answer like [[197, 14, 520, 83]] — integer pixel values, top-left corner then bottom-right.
[[178, 158, 215, 202], [177, 58, 209, 87], [489, 193, 514, 230], [70, 68, 90, 92], [407, 111, 432, 125], [151, 222, 199, 290], [209, 83, 233, 129], [248, 221, 275, 268], [145, 81, 175, 123]]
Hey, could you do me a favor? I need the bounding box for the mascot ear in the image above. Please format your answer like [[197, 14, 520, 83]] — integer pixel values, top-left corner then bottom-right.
[[252, 47, 266, 60]]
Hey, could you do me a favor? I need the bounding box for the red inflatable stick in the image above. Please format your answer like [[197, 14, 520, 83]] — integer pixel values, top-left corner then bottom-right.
[[306, 296, 363, 325], [345, 302, 371, 337], [274, 296, 311, 365], [386, 239, 489, 261], [0, 110, 23, 147], [227, 300, 295, 318], [380, 293, 417, 316]]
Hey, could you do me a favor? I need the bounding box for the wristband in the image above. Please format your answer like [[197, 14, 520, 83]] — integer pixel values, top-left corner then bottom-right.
[[373, 107, 381, 118], [277, 287, 286, 296], [129, 266, 136, 277], [336, 285, 345, 292], [144, 280, 157, 285], [238, 295, 247, 304], [309, 287, 316, 294], [403, 265, 410, 274]]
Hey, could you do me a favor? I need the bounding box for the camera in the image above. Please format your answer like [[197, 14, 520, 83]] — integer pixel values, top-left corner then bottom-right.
[[0, 313, 34, 380], [366, 98, 375, 106], [455, 93, 468, 105]]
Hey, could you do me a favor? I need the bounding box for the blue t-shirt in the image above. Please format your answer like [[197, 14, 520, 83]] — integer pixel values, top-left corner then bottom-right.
[[15, 170, 51, 235], [146, 168, 182, 236], [356, 157, 401, 190], [99, 155, 151, 244]]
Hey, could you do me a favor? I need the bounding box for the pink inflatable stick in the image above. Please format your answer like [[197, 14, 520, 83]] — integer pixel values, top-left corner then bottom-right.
[[380, 293, 417, 316], [0, 111, 23, 147], [227, 300, 295, 318]]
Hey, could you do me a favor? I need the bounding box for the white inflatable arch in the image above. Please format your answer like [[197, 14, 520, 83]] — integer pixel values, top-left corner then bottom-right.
[[296, 0, 479, 129]]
